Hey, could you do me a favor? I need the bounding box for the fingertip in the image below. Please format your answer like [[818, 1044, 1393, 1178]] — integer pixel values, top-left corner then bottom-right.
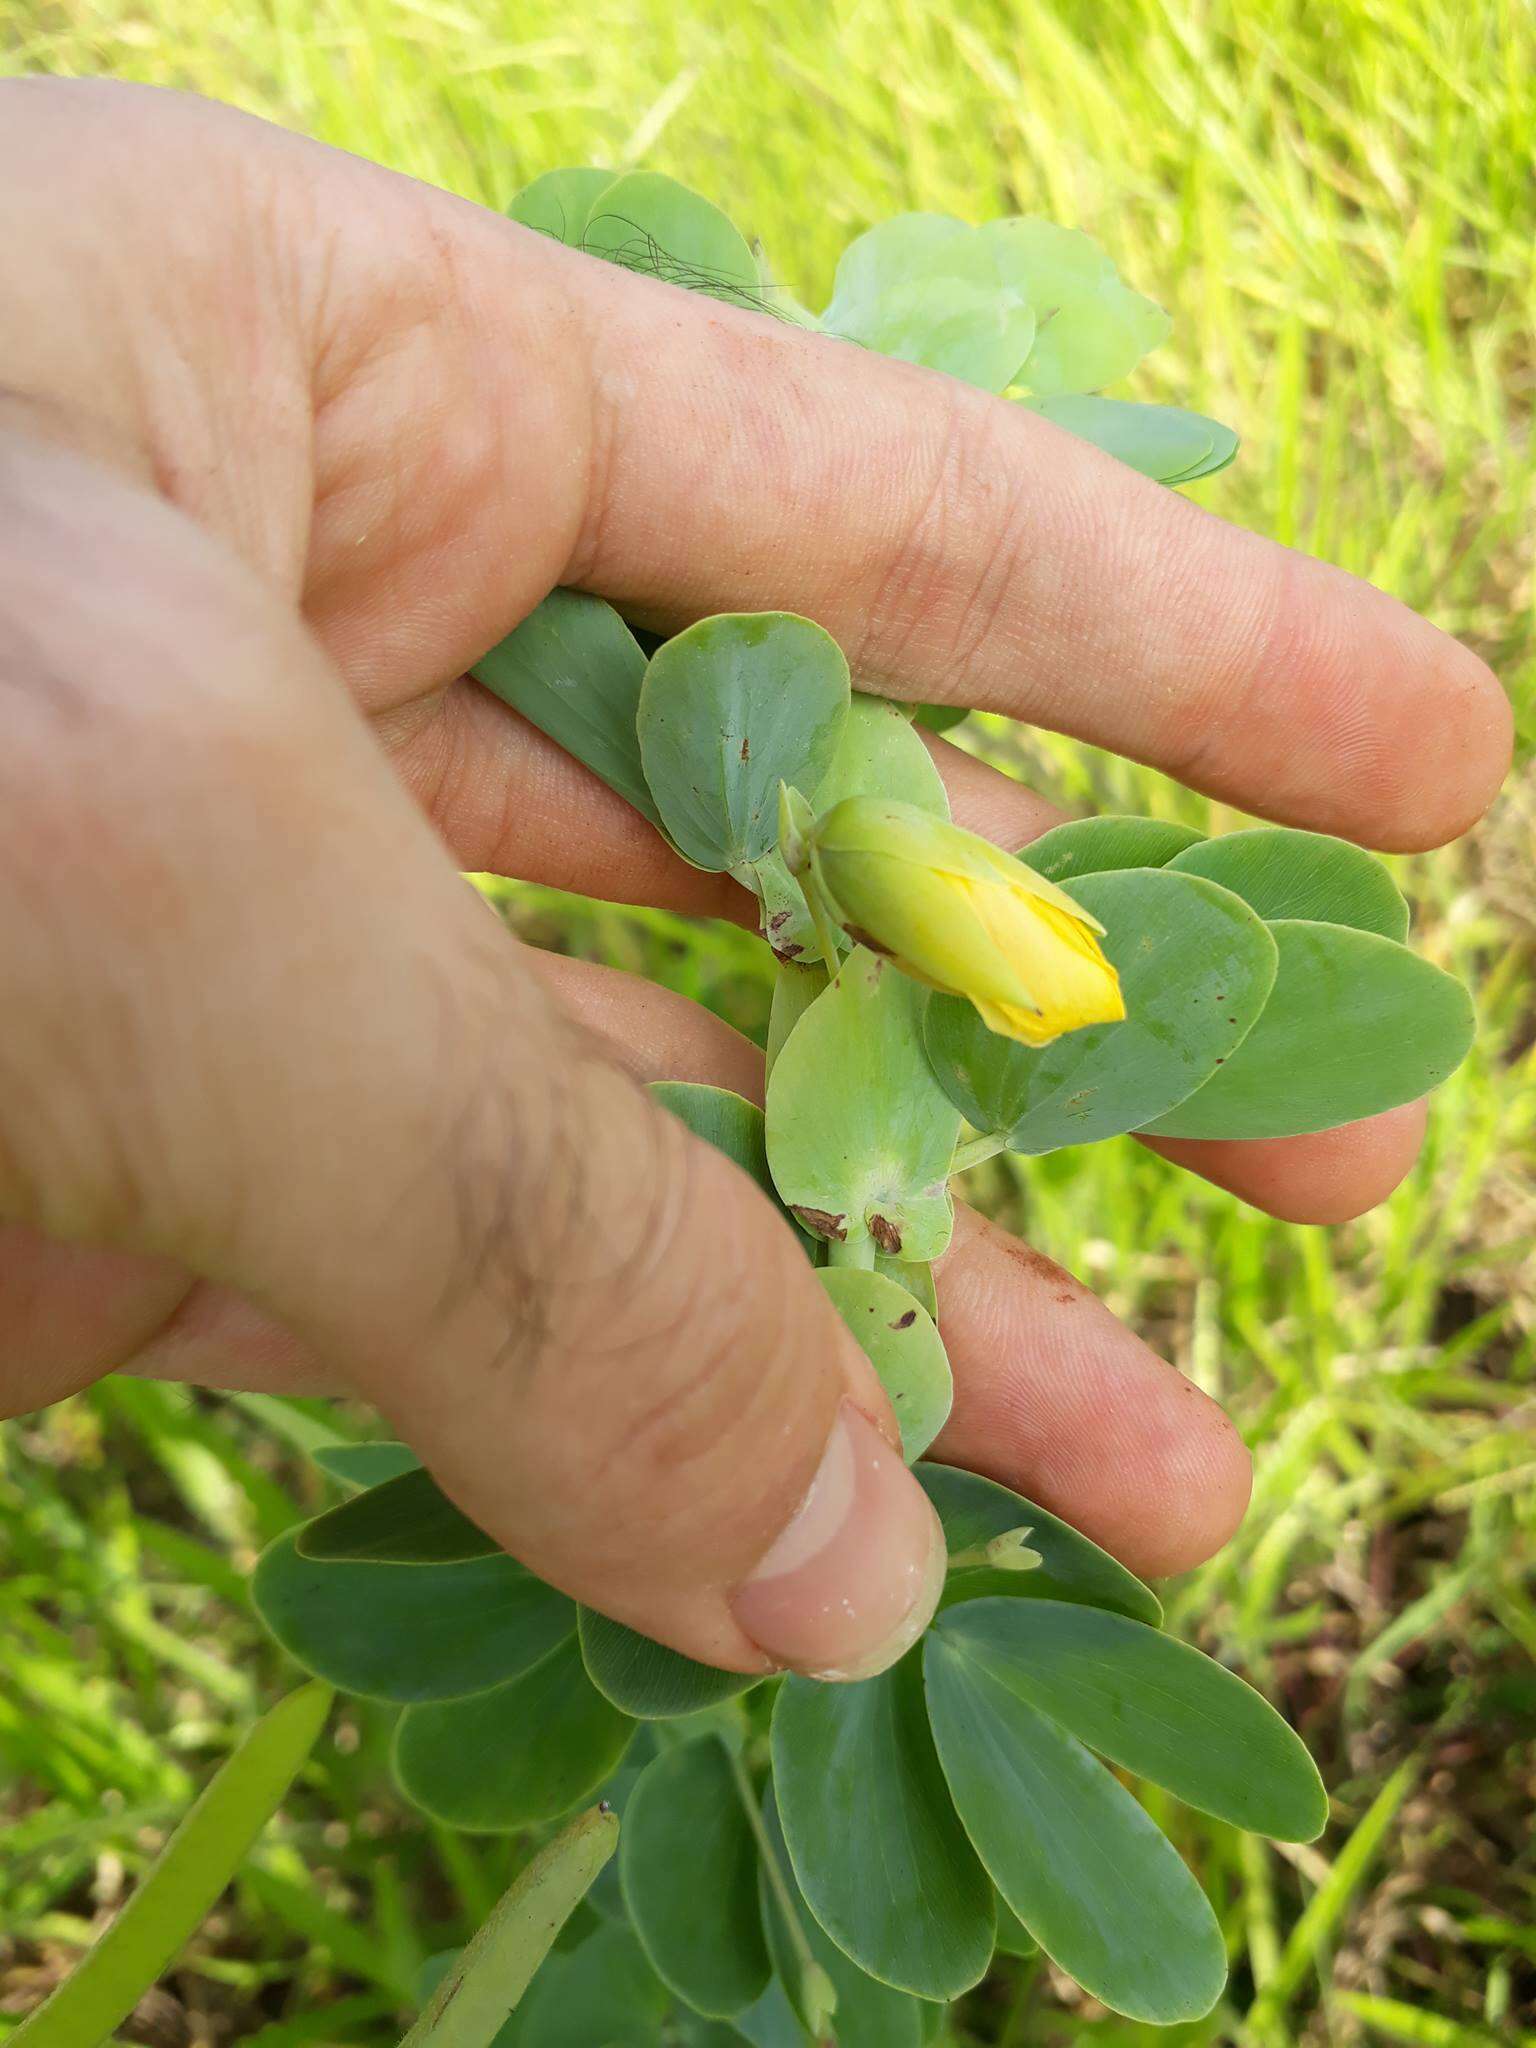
[[1145, 1098, 1428, 1225], [729, 1400, 947, 1681], [1243, 551, 1513, 851], [1106, 1389, 1253, 1579], [1356, 630, 1512, 853]]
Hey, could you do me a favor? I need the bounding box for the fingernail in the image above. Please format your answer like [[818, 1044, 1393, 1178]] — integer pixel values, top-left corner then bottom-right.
[[730, 1401, 947, 1682]]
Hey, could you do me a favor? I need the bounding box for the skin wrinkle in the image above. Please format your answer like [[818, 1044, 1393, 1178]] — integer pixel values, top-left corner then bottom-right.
[[418, 928, 690, 1401], [562, 257, 626, 598], [575, 1200, 842, 1607], [416, 947, 559, 1388], [938, 413, 1050, 700], [849, 377, 984, 689]]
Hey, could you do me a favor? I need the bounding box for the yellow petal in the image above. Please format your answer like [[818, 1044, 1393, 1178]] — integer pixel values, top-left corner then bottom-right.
[[970, 993, 1060, 1046], [957, 878, 1125, 1030]]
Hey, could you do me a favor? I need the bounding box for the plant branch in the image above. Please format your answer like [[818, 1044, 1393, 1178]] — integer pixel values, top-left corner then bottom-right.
[[725, 1743, 838, 2044], [950, 1131, 1009, 1175]]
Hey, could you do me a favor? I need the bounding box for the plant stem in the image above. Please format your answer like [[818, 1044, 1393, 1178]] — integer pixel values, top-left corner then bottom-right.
[[724, 1745, 835, 2043], [950, 1131, 1008, 1175], [825, 1235, 876, 1270], [795, 864, 847, 983]]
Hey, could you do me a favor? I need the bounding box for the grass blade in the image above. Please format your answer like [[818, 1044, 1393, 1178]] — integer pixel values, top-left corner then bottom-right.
[[398, 1804, 619, 2048], [8, 1683, 331, 2048], [1252, 1760, 1416, 2020]]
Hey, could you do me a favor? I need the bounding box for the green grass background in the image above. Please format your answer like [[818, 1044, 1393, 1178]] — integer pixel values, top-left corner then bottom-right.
[[1, 1, 1532, 2042]]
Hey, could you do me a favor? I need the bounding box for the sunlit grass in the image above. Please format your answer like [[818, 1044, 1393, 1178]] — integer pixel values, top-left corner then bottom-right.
[[1, 0, 1532, 2041]]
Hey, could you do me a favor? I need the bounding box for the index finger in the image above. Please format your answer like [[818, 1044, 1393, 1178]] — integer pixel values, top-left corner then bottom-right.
[[552, 245, 1508, 851], [9, 88, 1504, 851]]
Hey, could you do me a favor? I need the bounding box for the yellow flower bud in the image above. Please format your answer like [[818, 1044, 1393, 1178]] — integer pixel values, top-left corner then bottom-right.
[[810, 797, 1125, 1046]]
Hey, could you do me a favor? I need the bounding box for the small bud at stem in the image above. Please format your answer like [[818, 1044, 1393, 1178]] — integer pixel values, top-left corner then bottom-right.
[[947, 1526, 1043, 1574], [778, 782, 816, 876]]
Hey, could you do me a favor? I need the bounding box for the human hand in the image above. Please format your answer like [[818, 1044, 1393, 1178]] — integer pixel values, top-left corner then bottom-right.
[[0, 80, 1508, 1680]]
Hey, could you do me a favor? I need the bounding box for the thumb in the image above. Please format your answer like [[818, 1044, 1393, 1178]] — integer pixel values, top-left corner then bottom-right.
[[0, 429, 944, 1679]]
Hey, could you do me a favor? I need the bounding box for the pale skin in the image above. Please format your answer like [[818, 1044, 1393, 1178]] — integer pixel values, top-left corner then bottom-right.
[[0, 79, 1511, 1680]]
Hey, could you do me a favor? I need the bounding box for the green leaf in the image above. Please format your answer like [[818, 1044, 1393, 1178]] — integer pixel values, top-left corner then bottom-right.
[[875, 1255, 938, 1322], [766, 962, 828, 1074], [933, 1599, 1327, 1841], [584, 1731, 661, 1924], [1023, 814, 1206, 883], [578, 1608, 760, 1718], [822, 213, 968, 333], [1023, 396, 1237, 484], [580, 170, 760, 303], [759, 1786, 935, 2048], [731, 1979, 811, 2048], [648, 1082, 814, 1261], [1165, 435, 1240, 484], [296, 1467, 498, 1565], [508, 167, 618, 247], [917, 1464, 1161, 1626], [675, 2018, 768, 2048], [400, 1806, 618, 2048], [649, 1082, 774, 1195], [1167, 826, 1411, 941], [772, 1651, 993, 2001], [822, 213, 1038, 393], [750, 848, 821, 966], [311, 1440, 421, 1490], [637, 614, 850, 871], [766, 949, 960, 1259], [472, 590, 660, 829], [922, 868, 1278, 1152], [923, 1628, 1226, 2024], [620, 1737, 770, 2018], [992, 1895, 1038, 1960], [1141, 920, 1475, 1140], [817, 1268, 952, 1461], [983, 219, 1170, 395], [511, 1922, 671, 2047], [823, 697, 950, 817], [6, 1684, 330, 2048], [394, 1636, 633, 1831], [910, 701, 968, 734], [253, 1533, 574, 1703]]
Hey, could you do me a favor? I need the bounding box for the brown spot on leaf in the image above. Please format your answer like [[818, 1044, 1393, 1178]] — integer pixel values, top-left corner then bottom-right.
[[868, 1214, 903, 1255], [740, 736, 750, 761], [768, 909, 791, 932], [890, 1308, 918, 1330], [792, 1205, 847, 1241]]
